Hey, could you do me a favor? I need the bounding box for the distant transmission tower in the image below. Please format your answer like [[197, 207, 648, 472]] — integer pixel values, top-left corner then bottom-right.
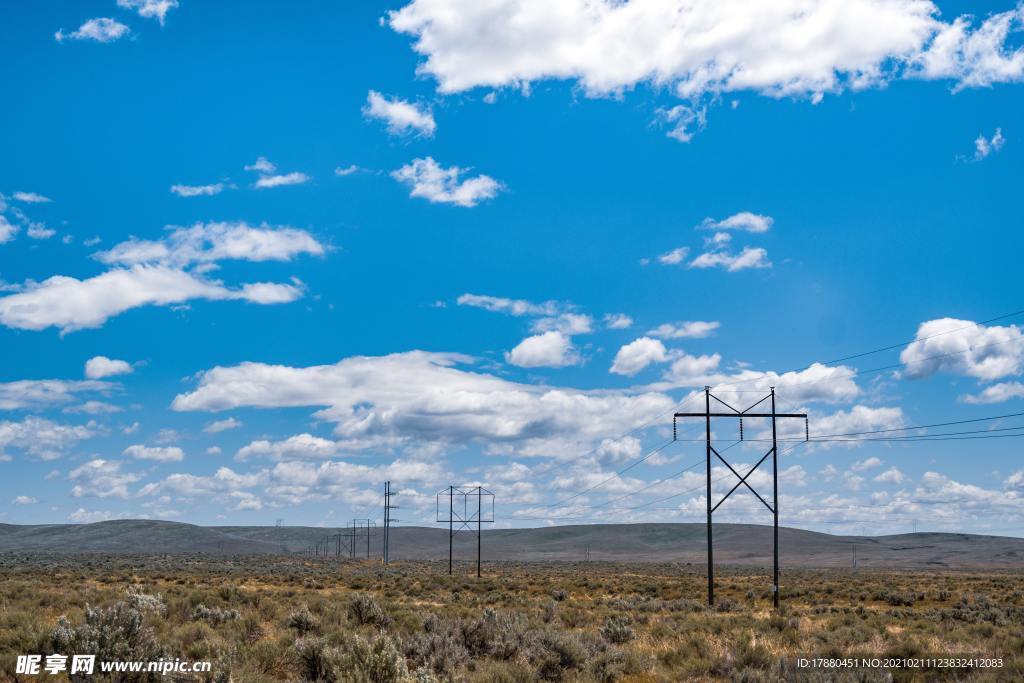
[[383, 481, 399, 565], [674, 386, 808, 609], [437, 486, 494, 577]]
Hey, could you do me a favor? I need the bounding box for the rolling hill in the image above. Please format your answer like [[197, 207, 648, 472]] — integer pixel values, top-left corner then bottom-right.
[[2, 520, 1023, 568]]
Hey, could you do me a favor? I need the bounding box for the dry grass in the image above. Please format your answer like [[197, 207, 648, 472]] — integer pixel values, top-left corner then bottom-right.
[[0, 554, 1022, 681]]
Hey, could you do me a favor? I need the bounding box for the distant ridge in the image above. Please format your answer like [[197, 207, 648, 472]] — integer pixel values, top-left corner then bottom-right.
[[2, 521, 1023, 568]]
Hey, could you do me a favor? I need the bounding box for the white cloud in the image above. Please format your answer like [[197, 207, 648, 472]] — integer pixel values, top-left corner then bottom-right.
[[364, 90, 437, 136], [85, 356, 133, 379], [973, 128, 1006, 160], [874, 466, 907, 484], [808, 406, 905, 446], [171, 351, 674, 458], [243, 158, 311, 189], [646, 320, 719, 339], [170, 183, 225, 197], [961, 381, 1024, 404], [843, 472, 865, 491], [457, 293, 558, 316], [900, 318, 1024, 381], [690, 246, 771, 271], [12, 192, 52, 203], [12, 495, 37, 505], [244, 157, 276, 173], [96, 221, 325, 268], [656, 247, 689, 265], [26, 224, 56, 239], [656, 104, 705, 142], [0, 265, 303, 333], [236, 433, 340, 461], [506, 331, 579, 368], [334, 165, 360, 176], [851, 456, 883, 472], [206, 446, 222, 455], [0, 416, 97, 460], [55, 18, 130, 43], [124, 444, 184, 462], [914, 8, 1024, 89], [530, 313, 593, 335], [0, 216, 17, 244], [68, 459, 140, 498], [664, 361, 861, 406], [68, 508, 120, 523], [117, 0, 179, 25], [603, 313, 633, 329], [64, 400, 123, 415], [203, 417, 242, 433], [254, 172, 311, 189], [701, 211, 774, 233], [610, 337, 668, 376], [0, 379, 111, 410], [392, 157, 502, 207], [388, 0, 1024, 98]]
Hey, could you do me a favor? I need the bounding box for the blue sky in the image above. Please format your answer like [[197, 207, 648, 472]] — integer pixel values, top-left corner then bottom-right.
[[2, 0, 1024, 535]]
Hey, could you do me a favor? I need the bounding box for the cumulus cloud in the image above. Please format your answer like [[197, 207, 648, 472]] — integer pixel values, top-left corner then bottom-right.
[[530, 313, 593, 335], [388, 0, 1024, 99], [116, 0, 179, 25], [603, 313, 633, 329], [244, 157, 276, 174], [874, 466, 907, 484], [123, 444, 184, 462], [0, 379, 111, 410], [701, 212, 774, 233], [656, 247, 689, 265], [0, 265, 303, 333], [85, 356, 133, 379], [335, 165, 360, 176], [646, 320, 719, 339], [55, 17, 129, 43], [662, 362, 862, 407], [364, 90, 437, 136], [95, 221, 325, 268], [392, 157, 502, 207], [69, 459, 141, 498], [851, 456, 884, 472], [656, 104, 705, 142], [610, 337, 668, 376], [170, 183, 225, 197], [12, 192, 52, 203], [171, 351, 674, 458], [690, 246, 771, 271], [0, 216, 17, 244], [961, 381, 1024, 404], [900, 318, 1024, 381], [254, 172, 311, 189], [27, 223, 56, 240], [203, 417, 242, 433], [0, 416, 97, 460], [244, 157, 311, 189], [808, 406, 906, 446], [457, 293, 559, 316], [972, 128, 1006, 160], [236, 433, 340, 461], [506, 331, 579, 368]]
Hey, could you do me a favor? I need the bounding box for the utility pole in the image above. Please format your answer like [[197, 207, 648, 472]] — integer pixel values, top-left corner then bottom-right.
[[383, 481, 399, 565], [675, 387, 808, 609], [476, 485, 483, 578], [585, 544, 590, 561], [448, 486, 454, 575]]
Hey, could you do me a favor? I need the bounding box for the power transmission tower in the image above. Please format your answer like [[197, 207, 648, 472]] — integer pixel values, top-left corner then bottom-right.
[[436, 486, 494, 577], [275, 518, 284, 528], [585, 544, 591, 561], [383, 481, 399, 565], [674, 386, 808, 609], [352, 519, 377, 559]]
